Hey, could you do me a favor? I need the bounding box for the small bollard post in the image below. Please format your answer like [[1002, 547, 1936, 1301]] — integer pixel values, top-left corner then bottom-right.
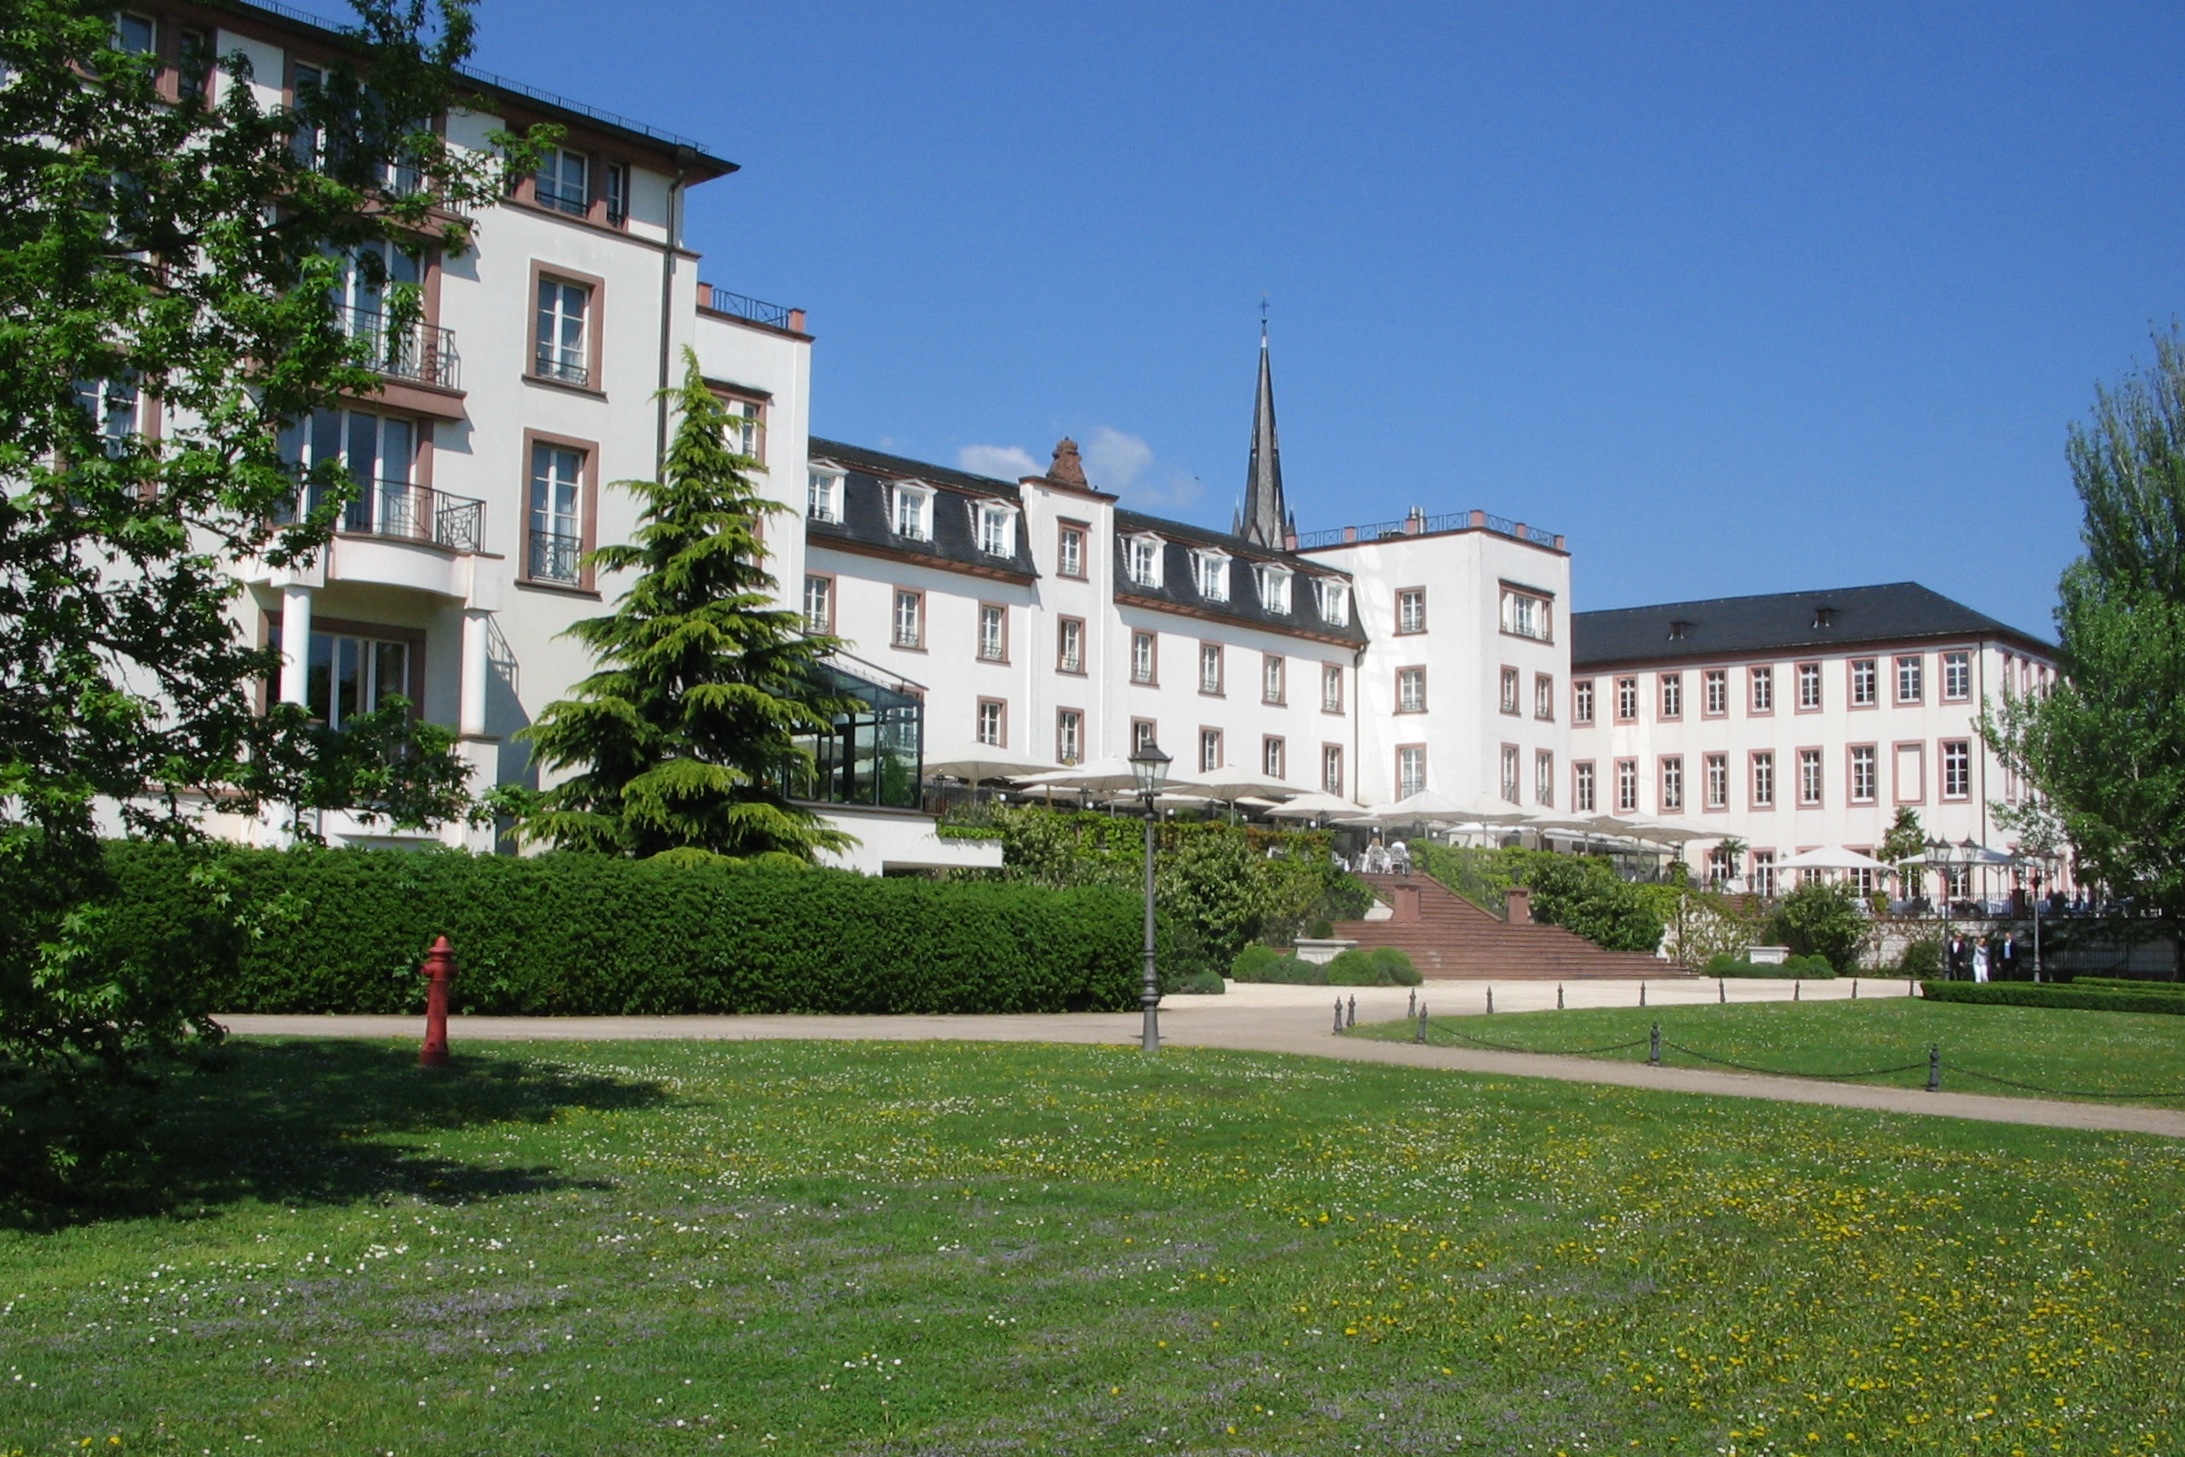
[[418, 934, 457, 1068], [1334, 998, 1344, 1034], [1346, 995, 1356, 1029], [1408, 987, 1417, 1018], [1556, 983, 1564, 1010], [1927, 1043, 1942, 1093], [1415, 1005, 1428, 1043], [1717, 977, 1726, 1004], [1851, 977, 1859, 1000], [1794, 978, 1801, 1003], [1640, 981, 1647, 1008], [1486, 985, 1494, 1014], [1648, 1022, 1661, 1066]]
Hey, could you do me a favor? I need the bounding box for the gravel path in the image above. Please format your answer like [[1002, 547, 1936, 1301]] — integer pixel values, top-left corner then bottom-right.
[[216, 976, 2185, 1140]]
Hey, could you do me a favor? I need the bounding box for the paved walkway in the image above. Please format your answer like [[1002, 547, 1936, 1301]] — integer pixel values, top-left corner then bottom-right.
[[217, 977, 2185, 1141]]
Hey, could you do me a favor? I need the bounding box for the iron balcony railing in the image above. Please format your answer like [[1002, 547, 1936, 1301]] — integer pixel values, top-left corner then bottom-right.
[[704, 286, 794, 330], [532, 349, 591, 389], [280, 478, 485, 553], [338, 305, 459, 391], [344, 480, 484, 552], [528, 528, 584, 585]]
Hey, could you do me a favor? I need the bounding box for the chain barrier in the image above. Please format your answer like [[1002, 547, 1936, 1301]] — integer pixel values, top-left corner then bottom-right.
[[1660, 1040, 1930, 1082], [1418, 1019, 2185, 1101], [1946, 1066, 2185, 1100], [1428, 1022, 1652, 1058]]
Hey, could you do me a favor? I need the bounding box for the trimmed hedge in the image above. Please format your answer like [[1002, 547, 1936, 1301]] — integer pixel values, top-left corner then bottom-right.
[[1704, 953, 1837, 980], [1919, 980, 2185, 1015], [100, 843, 1144, 1015], [2069, 976, 2185, 996]]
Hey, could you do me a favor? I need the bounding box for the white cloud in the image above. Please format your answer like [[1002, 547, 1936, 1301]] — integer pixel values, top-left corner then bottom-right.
[[956, 443, 1040, 480], [1086, 426, 1200, 511]]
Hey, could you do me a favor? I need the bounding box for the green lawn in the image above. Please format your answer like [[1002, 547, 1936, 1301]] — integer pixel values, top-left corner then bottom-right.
[[1354, 997, 2185, 1105], [3, 1038, 2181, 1455]]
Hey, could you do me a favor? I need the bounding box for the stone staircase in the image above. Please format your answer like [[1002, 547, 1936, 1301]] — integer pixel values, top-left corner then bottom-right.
[[1332, 872, 1670, 980]]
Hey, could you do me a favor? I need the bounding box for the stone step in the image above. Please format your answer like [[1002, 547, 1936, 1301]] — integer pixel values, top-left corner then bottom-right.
[[1332, 871, 1671, 980]]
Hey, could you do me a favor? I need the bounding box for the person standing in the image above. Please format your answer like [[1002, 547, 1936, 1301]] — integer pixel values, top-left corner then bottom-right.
[[1972, 935, 1991, 983], [1997, 932, 2020, 980], [1946, 932, 1969, 981]]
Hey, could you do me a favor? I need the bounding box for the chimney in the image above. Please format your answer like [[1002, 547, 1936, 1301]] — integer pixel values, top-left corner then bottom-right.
[[1047, 438, 1088, 489]]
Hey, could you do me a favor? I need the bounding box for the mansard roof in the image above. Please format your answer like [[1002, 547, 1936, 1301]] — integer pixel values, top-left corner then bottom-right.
[[1114, 509, 1366, 646], [809, 438, 1022, 500], [805, 437, 1037, 582], [1572, 583, 2052, 670]]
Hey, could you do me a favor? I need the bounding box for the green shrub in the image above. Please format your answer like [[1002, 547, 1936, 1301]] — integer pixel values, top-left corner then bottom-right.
[[1769, 880, 1866, 972], [976, 808, 1354, 970], [1897, 938, 1944, 979], [1703, 956, 1837, 979], [1307, 919, 1334, 940], [1230, 950, 1327, 985], [1920, 981, 2185, 1015], [1514, 852, 1666, 954], [1322, 947, 1422, 987], [1371, 947, 1422, 986], [2068, 976, 2185, 996], [1174, 969, 1225, 995], [99, 843, 1143, 1016]]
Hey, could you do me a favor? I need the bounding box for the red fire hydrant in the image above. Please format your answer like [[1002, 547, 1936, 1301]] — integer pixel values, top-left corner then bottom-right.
[[419, 934, 457, 1068]]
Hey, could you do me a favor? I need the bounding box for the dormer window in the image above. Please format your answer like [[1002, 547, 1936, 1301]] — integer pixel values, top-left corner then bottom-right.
[[1254, 564, 1293, 614], [891, 483, 933, 541], [1812, 605, 1838, 629], [1668, 619, 1691, 641], [973, 501, 1017, 558], [806, 467, 843, 524], [1125, 534, 1163, 588], [1192, 550, 1230, 602], [1313, 578, 1350, 626]]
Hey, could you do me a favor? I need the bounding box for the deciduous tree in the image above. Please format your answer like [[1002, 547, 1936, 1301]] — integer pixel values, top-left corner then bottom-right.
[[1, 0, 530, 1193], [1986, 328, 2185, 937]]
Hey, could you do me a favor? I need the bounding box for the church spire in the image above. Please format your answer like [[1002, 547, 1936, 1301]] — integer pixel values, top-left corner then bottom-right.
[[1235, 314, 1288, 549]]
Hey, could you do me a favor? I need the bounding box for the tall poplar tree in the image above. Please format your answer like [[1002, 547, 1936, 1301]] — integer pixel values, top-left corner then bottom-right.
[[1987, 327, 2185, 933], [518, 353, 854, 862]]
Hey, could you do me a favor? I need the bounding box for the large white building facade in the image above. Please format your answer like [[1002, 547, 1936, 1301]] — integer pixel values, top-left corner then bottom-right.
[[1570, 587, 2061, 895], [123, 4, 2056, 880]]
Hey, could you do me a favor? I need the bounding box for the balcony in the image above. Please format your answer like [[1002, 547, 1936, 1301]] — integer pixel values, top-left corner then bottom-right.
[[339, 479, 485, 553], [339, 305, 459, 391]]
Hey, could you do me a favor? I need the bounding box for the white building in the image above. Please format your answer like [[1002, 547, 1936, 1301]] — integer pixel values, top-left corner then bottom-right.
[[120, 5, 2058, 885], [1569, 585, 2061, 895]]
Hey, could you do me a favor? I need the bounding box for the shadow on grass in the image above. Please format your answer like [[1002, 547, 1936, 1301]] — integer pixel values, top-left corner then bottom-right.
[[6, 1039, 667, 1232]]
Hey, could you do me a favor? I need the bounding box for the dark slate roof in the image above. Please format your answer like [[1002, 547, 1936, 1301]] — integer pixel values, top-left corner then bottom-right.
[[1113, 508, 1367, 645], [810, 438, 1022, 499], [805, 438, 1038, 581], [1571, 583, 2052, 670]]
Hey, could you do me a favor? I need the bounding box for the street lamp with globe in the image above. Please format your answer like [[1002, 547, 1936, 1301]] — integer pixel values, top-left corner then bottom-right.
[[1129, 741, 1172, 1052]]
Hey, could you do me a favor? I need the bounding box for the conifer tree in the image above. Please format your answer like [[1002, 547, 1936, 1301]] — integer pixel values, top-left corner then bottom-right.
[[519, 352, 854, 861]]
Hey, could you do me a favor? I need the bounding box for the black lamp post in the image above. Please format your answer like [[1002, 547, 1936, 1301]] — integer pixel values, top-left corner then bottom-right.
[[1130, 741, 1172, 1052]]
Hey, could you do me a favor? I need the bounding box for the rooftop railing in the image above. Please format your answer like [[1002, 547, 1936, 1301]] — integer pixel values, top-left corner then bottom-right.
[[1292, 509, 1562, 551], [701, 285, 802, 332]]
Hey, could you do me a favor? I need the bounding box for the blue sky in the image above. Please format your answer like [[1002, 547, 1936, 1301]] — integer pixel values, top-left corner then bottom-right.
[[455, 3, 2181, 634]]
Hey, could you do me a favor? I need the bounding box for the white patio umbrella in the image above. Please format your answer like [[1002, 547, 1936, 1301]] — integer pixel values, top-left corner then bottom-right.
[[922, 743, 1053, 783], [1616, 814, 1712, 847], [1015, 755, 1212, 797], [1266, 790, 1367, 822], [1777, 845, 1894, 873], [1190, 765, 1296, 802]]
